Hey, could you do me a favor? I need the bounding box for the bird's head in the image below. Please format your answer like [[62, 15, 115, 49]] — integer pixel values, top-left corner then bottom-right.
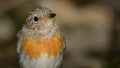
[[26, 6, 56, 29]]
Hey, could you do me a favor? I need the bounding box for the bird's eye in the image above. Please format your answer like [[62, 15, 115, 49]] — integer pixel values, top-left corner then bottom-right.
[[34, 16, 38, 21]]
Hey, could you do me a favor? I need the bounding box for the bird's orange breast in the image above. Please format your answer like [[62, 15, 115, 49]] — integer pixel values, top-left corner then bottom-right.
[[22, 34, 62, 59]]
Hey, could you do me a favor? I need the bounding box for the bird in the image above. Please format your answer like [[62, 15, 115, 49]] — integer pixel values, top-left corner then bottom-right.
[[17, 6, 66, 68]]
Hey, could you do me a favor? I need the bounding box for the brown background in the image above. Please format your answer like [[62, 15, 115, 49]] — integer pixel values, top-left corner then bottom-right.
[[0, 0, 120, 68]]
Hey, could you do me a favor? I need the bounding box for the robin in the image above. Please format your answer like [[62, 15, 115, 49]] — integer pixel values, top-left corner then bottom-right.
[[17, 6, 66, 68]]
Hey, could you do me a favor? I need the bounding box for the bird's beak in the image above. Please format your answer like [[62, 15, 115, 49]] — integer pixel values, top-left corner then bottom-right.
[[42, 13, 56, 20], [49, 13, 56, 18]]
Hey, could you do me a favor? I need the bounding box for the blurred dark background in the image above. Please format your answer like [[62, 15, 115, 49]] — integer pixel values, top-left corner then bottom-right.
[[0, 0, 120, 68]]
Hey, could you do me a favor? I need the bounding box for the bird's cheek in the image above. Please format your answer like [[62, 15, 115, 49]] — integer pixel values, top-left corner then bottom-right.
[[38, 18, 47, 24]]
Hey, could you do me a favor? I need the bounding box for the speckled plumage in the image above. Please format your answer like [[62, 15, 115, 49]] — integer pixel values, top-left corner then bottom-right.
[[17, 6, 65, 68]]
